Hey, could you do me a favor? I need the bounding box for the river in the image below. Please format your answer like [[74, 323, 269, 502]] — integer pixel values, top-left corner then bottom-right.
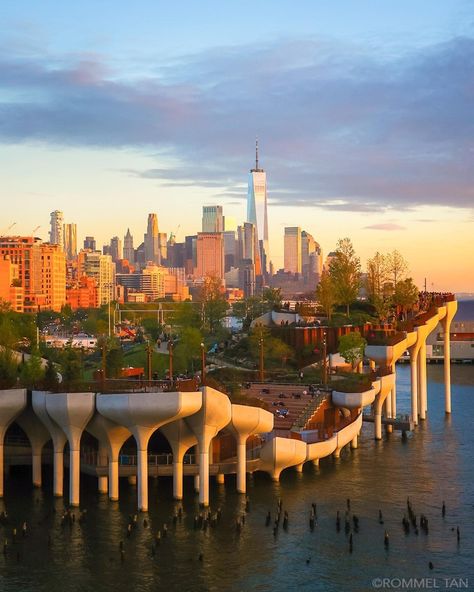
[[0, 364, 473, 592]]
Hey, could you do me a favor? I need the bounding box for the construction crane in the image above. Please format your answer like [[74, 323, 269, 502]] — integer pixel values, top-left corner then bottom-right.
[[31, 225, 41, 235], [1, 222, 16, 235]]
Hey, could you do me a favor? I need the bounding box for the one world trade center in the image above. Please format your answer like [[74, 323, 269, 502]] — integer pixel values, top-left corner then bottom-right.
[[247, 140, 269, 280]]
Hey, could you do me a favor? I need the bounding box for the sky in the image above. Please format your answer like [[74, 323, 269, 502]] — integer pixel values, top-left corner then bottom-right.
[[1, 0, 473, 292]]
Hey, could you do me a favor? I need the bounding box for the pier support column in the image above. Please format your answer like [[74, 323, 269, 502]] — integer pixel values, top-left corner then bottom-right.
[[216, 473, 225, 484], [351, 435, 358, 449], [98, 446, 108, 494], [312, 458, 320, 467], [32, 447, 43, 488], [410, 351, 419, 425], [194, 474, 200, 493], [295, 462, 304, 473], [69, 448, 81, 507], [236, 439, 247, 493], [0, 443, 4, 498], [128, 475, 137, 485], [374, 411, 382, 440], [385, 389, 393, 433], [198, 449, 210, 506], [137, 448, 149, 512], [418, 341, 427, 420], [173, 461, 184, 499], [53, 448, 64, 497], [441, 303, 456, 414], [391, 362, 397, 418], [109, 459, 119, 501]]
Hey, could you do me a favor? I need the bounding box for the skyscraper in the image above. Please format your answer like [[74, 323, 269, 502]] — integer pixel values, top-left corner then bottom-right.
[[202, 205, 224, 233], [195, 233, 224, 280], [247, 140, 269, 276], [110, 236, 122, 262], [64, 223, 77, 260], [144, 213, 160, 265], [49, 210, 64, 248], [123, 228, 134, 264], [284, 227, 302, 274], [84, 236, 96, 251]]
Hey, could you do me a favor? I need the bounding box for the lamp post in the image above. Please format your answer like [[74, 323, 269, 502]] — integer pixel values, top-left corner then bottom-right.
[[146, 340, 153, 383], [259, 337, 264, 383], [168, 340, 174, 384], [322, 330, 328, 388], [201, 342, 206, 386]]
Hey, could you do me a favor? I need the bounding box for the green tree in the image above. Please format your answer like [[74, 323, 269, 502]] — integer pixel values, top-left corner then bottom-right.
[[106, 346, 125, 378], [174, 327, 203, 373], [315, 269, 337, 320], [387, 250, 408, 289], [249, 325, 293, 367], [338, 332, 367, 370], [262, 287, 282, 311], [232, 297, 265, 330], [199, 276, 228, 334], [61, 346, 83, 386], [329, 238, 361, 316], [43, 358, 60, 391], [0, 348, 18, 388], [172, 302, 201, 330], [19, 348, 44, 388], [392, 278, 418, 318]]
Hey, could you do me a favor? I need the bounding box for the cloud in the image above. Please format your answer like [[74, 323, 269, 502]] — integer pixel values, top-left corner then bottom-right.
[[0, 36, 473, 212], [364, 223, 406, 231]]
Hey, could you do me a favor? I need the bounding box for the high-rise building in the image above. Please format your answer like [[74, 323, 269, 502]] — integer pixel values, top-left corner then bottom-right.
[[223, 230, 237, 272], [84, 236, 96, 251], [123, 228, 134, 264], [144, 213, 160, 265], [41, 243, 67, 311], [63, 223, 77, 260], [49, 210, 64, 248], [195, 233, 224, 280], [247, 141, 269, 276], [202, 205, 224, 233], [158, 232, 167, 263], [284, 227, 302, 274], [110, 236, 122, 262], [0, 255, 24, 312], [185, 235, 197, 276], [84, 252, 115, 305], [141, 263, 166, 300]]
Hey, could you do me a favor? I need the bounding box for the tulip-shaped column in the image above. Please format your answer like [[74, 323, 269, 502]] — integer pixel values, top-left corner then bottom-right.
[[417, 314, 438, 420], [32, 391, 67, 497], [45, 393, 95, 507], [407, 327, 427, 426], [161, 419, 198, 500], [441, 301, 457, 414], [185, 387, 231, 507], [87, 414, 131, 500], [227, 404, 273, 494], [373, 374, 395, 440], [17, 407, 50, 488], [259, 437, 307, 481], [0, 389, 27, 497], [98, 391, 202, 511]]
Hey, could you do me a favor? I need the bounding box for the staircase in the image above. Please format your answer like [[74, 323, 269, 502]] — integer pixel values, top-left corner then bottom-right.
[[291, 392, 328, 431]]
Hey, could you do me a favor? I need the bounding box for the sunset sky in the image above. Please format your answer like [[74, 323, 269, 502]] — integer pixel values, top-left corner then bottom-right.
[[1, 1, 473, 292]]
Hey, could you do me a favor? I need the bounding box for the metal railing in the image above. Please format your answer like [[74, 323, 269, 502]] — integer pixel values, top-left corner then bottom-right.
[[81, 451, 197, 466]]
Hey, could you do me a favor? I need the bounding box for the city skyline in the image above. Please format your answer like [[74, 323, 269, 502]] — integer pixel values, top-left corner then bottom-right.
[[1, 1, 473, 292]]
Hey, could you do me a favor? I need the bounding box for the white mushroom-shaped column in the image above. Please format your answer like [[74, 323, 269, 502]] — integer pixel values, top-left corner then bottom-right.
[[440, 301, 457, 414], [16, 406, 50, 488], [185, 387, 232, 507], [45, 392, 95, 507], [86, 414, 131, 501], [259, 437, 307, 481], [418, 313, 439, 419], [0, 389, 27, 497], [227, 404, 273, 493], [160, 418, 198, 500], [372, 374, 395, 440], [97, 391, 202, 511], [32, 391, 68, 498]]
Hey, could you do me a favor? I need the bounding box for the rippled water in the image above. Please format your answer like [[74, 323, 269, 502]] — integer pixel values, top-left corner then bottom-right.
[[1, 365, 473, 592]]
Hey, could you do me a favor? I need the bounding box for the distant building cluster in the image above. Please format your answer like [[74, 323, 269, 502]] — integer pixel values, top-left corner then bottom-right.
[[0, 143, 326, 312]]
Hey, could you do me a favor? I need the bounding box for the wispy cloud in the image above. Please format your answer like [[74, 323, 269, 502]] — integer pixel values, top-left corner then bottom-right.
[[1, 36, 473, 212], [364, 223, 406, 231]]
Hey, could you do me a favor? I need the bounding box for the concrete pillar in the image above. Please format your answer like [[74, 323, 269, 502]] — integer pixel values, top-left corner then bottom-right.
[[351, 435, 358, 449], [333, 447, 341, 458], [216, 473, 225, 484], [312, 458, 320, 467], [69, 448, 81, 507], [441, 304, 457, 414], [173, 461, 184, 499], [0, 389, 27, 497], [391, 362, 397, 418], [410, 351, 419, 425], [109, 459, 119, 500], [53, 448, 64, 497], [128, 475, 137, 485], [295, 462, 304, 472], [385, 388, 393, 433], [194, 474, 200, 492], [418, 341, 427, 420], [236, 440, 247, 493], [32, 448, 42, 488], [137, 448, 149, 512], [198, 448, 210, 506], [98, 446, 108, 494]]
